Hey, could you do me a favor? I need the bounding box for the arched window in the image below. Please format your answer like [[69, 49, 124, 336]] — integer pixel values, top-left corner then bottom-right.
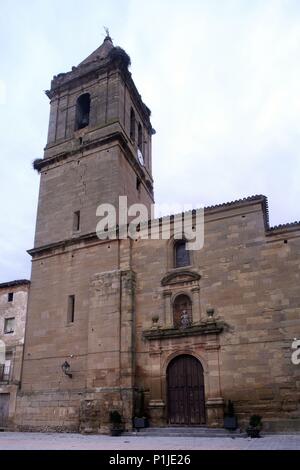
[[75, 93, 90, 130], [138, 123, 143, 153], [173, 294, 192, 328], [174, 240, 190, 268], [130, 107, 135, 141]]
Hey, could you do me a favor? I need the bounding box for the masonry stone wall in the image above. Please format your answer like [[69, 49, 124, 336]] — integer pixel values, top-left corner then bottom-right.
[[15, 240, 137, 432], [15, 201, 300, 432], [15, 37, 300, 433], [131, 202, 300, 431]]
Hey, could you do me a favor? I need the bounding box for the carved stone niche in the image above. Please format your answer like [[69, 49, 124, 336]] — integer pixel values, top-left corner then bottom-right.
[[160, 270, 202, 326]]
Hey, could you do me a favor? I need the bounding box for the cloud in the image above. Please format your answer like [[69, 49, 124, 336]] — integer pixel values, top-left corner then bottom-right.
[[124, 0, 300, 224]]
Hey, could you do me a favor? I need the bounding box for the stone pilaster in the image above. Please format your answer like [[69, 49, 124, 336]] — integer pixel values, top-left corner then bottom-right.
[[148, 343, 165, 426], [119, 269, 136, 432], [163, 290, 172, 327], [191, 286, 201, 323], [205, 333, 224, 427], [84, 267, 136, 432]]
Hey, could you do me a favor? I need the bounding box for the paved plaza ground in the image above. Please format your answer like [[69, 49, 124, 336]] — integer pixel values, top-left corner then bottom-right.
[[0, 432, 299, 450]]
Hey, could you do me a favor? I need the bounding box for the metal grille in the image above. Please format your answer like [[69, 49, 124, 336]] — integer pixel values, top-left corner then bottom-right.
[[0, 361, 11, 382]]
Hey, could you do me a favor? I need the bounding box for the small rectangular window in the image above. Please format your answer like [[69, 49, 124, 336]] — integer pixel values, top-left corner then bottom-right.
[[8, 292, 13, 302], [4, 317, 15, 334], [73, 211, 80, 231], [67, 295, 75, 323]]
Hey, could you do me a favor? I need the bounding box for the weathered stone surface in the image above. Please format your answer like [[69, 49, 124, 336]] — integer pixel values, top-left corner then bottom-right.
[[13, 36, 300, 433]]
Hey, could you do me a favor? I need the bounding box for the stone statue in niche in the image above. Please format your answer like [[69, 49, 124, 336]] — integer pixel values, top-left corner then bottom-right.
[[173, 294, 192, 329], [180, 309, 191, 328]]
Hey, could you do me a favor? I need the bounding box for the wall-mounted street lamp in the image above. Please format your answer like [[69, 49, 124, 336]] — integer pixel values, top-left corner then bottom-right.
[[61, 361, 73, 378]]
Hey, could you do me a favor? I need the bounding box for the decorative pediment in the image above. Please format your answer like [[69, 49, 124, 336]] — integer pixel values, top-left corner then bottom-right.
[[161, 270, 200, 287]]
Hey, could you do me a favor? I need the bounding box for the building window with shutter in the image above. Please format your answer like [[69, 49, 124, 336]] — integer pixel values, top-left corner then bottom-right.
[[0, 351, 12, 382], [4, 317, 15, 334]]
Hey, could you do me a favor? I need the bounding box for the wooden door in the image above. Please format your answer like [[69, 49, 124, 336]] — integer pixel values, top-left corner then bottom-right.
[[0, 394, 10, 428], [167, 355, 205, 425]]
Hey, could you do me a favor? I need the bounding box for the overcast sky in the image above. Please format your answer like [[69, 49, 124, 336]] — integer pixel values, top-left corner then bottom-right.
[[0, 0, 300, 282]]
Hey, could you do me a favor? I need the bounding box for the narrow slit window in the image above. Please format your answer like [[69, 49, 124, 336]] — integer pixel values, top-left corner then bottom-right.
[[73, 211, 80, 231], [8, 292, 13, 302], [130, 107, 135, 141], [67, 295, 75, 323], [138, 123, 143, 153]]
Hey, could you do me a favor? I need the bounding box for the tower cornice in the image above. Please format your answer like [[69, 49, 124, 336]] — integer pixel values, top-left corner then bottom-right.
[[33, 129, 154, 200]]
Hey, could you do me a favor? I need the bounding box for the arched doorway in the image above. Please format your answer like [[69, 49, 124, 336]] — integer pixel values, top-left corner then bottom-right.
[[167, 355, 206, 425]]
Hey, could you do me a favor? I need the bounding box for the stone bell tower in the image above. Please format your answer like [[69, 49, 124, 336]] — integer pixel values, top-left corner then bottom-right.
[[34, 32, 155, 248], [15, 34, 155, 433]]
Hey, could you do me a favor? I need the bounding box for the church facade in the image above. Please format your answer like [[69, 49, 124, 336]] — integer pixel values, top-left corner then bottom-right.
[[15, 35, 300, 433]]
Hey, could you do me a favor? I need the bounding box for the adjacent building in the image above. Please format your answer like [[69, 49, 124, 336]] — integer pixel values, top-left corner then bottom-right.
[[0, 280, 30, 428]]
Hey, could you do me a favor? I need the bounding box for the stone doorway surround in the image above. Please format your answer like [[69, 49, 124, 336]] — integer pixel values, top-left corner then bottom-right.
[[145, 345, 225, 428], [142, 268, 226, 428]]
